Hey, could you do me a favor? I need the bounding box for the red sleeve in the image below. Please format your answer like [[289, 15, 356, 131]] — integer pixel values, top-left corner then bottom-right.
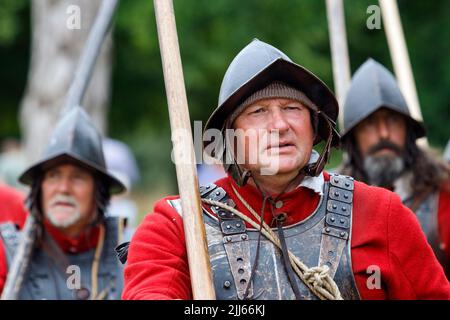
[[0, 185, 28, 229], [352, 183, 450, 300], [0, 237, 8, 294], [385, 193, 450, 299], [438, 188, 450, 261], [122, 196, 192, 300]]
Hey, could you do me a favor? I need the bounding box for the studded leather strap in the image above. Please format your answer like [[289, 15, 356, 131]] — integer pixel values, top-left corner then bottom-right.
[[318, 174, 354, 278], [201, 183, 254, 300]]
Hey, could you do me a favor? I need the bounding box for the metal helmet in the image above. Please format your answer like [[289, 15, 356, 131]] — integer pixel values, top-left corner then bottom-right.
[[341, 58, 426, 141], [19, 106, 125, 195], [203, 39, 340, 183], [204, 39, 340, 147]]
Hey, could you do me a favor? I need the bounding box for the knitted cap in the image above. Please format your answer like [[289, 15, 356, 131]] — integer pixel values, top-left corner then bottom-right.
[[228, 81, 318, 126]]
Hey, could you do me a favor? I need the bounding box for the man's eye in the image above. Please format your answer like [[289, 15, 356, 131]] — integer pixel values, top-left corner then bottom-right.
[[46, 171, 59, 179], [284, 106, 300, 111], [251, 108, 264, 114]]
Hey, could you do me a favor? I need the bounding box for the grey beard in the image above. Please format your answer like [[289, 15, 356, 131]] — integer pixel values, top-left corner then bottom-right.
[[363, 154, 405, 188]]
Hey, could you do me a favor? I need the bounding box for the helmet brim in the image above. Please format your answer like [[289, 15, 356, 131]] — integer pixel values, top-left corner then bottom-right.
[[204, 58, 340, 147], [19, 153, 126, 195]]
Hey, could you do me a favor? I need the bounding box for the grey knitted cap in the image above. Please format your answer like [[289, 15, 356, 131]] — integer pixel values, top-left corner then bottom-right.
[[227, 81, 318, 126]]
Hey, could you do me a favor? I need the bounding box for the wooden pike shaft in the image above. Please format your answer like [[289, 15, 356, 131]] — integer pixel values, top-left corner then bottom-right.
[[379, 0, 428, 146], [153, 0, 216, 300], [326, 0, 351, 130]]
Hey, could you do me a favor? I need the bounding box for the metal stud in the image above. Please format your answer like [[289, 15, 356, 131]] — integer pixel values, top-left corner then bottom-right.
[[340, 232, 346, 238], [340, 219, 345, 224], [215, 191, 220, 196], [325, 227, 331, 233], [241, 234, 247, 240], [334, 191, 339, 197], [332, 204, 337, 209], [223, 281, 231, 288], [330, 217, 335, 222], [226, 225, 231, 229], [342, 206, 347, 212], [236, 223, 241, 228], [226, 236, 232, 242], [344, 193, 349, 199]]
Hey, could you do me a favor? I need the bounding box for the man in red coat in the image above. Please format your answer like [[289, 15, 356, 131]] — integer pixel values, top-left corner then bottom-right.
[[338, 59, 450, 278], [0, 107, 126, 300], [122, 40, 450, 300], [0, 183, 28, 228]]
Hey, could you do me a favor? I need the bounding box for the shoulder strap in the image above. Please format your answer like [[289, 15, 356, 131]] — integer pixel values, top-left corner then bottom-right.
[[318, 174, 354, 278], [199, 183, 254, 300]]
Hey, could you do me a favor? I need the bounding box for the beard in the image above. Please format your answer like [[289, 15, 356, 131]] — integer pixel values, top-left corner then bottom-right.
[[46, 194, 81, 228], [363, 140, 405, 189]]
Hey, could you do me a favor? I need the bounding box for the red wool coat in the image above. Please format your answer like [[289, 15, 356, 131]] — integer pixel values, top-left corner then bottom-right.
[[122, 172, 450, 300], [0, 184, 28, 228]]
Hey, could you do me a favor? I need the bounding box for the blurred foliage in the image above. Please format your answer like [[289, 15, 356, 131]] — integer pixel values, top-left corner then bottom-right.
[[0, 0, 449, 194]]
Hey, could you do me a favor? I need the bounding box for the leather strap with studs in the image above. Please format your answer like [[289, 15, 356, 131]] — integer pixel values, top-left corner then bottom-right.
[[201, 184, 253, 299], [318, 174, 354, 279]]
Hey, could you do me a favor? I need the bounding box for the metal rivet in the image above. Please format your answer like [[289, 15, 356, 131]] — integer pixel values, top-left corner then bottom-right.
[[330, 217, 335, 222], [328, 250, 334, 256], [238, 268, 244, 274], [275, 201, 283, 209], [345, 182, 350, 187], [215, 191, 220, 196], [236, 223, 241, 228], [237, 257, 243, 262], [223, 281, 231, 288], [240, 279, 247, 285], [334, 178, 339, 183], [325, 227, 331, 233], [226, 225, 231, 229], [241, 235, 247, 240], [334, 191, 339, 197], [340, 232, 346, 237], [226, 236, 232, 242], [206, 186, 210, 189], [344, 194, 349, 199], [340, 219, 345, 224], [342, 206, 347, 212], [220, 212, 226, 217], [332, 204, 337, 209], [215, 206, 219, 210]]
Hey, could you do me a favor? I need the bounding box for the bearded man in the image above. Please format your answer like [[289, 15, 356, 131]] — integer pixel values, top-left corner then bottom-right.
[[0, 107, 126, 299], [339, 59, 450, 278]]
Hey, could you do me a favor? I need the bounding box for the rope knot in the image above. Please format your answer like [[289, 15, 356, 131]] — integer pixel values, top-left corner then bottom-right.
[[304, 265, 330, 287]]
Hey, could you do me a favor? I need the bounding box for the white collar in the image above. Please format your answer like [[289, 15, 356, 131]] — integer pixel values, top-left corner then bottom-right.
[[297, 150, 324, 196]]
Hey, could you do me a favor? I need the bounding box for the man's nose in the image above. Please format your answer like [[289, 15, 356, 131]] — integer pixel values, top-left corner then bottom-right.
[[55, 176, 71, 194], [269, 109, 289, 133], [377, 119, 390, 139]]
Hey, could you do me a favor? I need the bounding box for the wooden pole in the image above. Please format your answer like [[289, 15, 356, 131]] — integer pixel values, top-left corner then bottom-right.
[[153, 0, 216, 300], [326, 0, 351, 130], [379, 0, 428, 146]]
